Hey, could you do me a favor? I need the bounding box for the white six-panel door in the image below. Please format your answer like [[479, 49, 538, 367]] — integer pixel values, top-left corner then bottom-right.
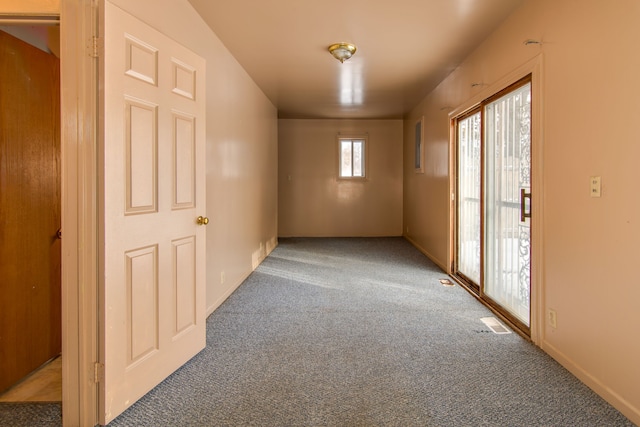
[[102, 2, 206, 423]]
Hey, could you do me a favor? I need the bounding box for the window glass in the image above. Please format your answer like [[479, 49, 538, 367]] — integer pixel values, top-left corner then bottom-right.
[[339, 138, 366, 178], [340, 140, 352, 177]]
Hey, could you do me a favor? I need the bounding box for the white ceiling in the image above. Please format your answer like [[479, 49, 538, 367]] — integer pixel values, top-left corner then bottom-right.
[[187, 0, 524, 119]]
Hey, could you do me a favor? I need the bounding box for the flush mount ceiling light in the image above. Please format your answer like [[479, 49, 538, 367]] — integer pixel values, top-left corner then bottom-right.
[[328, 42, 357, 63]]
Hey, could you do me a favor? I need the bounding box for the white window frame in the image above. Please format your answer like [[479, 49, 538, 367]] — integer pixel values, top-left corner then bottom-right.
[[337, 135, 368, 179]]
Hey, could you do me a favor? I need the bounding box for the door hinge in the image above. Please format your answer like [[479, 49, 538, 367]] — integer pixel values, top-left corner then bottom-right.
[[94, 362, 105, 384], [89, 36, 101, 58]]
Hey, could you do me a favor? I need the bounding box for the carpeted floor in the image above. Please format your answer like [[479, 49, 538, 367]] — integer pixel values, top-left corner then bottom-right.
[[0, 402, 61, 426], [2, 237, 635, 426], [107, 237, 633, 426]]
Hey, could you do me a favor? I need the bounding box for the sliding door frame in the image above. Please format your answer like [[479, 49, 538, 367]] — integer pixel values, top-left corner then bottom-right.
[[453, 107, 482, 295], [448, 55, 544, 344]]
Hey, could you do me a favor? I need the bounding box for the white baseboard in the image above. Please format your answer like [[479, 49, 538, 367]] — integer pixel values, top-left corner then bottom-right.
[[206, 273, 248, 317], [404, 235, 639, 425], [403, 235, 449, 273], [541, 340, 640, 426], [206, 239, 279, 317]]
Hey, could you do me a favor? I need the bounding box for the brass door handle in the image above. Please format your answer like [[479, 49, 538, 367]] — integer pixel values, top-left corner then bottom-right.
[[520, 188, 532, 222], [196, 216, 209, 226]]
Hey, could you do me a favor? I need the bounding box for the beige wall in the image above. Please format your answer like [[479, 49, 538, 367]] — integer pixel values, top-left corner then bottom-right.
[[404, 0, 640, 423], [279, 119, 403, 237], [110, 0, 278, 315], [0, 0, 59, 14], [403, 109, 451, 270]]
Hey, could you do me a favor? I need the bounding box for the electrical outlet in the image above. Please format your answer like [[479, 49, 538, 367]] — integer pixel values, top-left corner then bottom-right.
[[548, 309, 557, 329]]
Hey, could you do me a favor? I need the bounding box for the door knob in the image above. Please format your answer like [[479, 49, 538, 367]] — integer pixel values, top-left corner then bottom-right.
[[196, 216, 209, 226]]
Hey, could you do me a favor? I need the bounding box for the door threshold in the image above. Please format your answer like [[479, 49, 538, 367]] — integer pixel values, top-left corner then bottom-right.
[[449, 275, 532, 342]]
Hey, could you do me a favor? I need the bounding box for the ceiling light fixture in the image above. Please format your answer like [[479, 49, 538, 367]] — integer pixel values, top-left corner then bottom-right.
[[328, 42, 357, 63]]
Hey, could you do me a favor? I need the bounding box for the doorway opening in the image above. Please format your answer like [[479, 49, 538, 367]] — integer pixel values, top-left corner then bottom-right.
[[0, 26, 62, 403]]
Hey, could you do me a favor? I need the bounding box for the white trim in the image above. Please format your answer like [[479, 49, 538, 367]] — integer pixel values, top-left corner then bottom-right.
[[337, 134, 368, 180], [405, 235, 449, 273], [448, 54, 544, 344], [206, 241, 278, 317], [60, 0, 99, 425], [529, 56, 544, 346], [543, 341, 640, 425]]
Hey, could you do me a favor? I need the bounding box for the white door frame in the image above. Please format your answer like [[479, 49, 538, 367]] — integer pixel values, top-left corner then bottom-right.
[[60, 0, 99, 425]]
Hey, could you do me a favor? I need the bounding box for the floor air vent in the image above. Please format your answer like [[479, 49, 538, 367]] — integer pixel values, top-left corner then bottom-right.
[[439, 278, 454, 287], [480, 317, 512, 334]]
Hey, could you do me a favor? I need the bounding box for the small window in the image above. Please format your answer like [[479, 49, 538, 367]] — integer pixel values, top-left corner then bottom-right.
[[338, 137, 366, 178]]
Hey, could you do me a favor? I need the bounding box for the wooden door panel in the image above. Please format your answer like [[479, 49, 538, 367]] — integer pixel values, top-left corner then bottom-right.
[[173, 236, 196, 335], [124, 34, 158, 85], [125, 245, 159, 365], [124, 97, 158, 213], [0, 30, 61, 393], [172, 112, 195, 208], [102, 2, 206, 423]]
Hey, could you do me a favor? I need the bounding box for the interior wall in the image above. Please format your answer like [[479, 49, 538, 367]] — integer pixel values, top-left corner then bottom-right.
[[402, 107, 451, 271], [0, 0, 59, 15], [279, 119, 403, 237], [403, 0, 640, 423], [109, 0, 278, 315]]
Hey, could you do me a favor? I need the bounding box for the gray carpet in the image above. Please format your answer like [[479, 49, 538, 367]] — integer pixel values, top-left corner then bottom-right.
[[2, 237, 634, 426], [107, 237, 633, 426], [0, 402, 61, 426]]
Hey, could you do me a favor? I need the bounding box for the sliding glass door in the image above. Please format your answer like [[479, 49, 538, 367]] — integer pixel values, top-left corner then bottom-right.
[[456, 111, 482, 289], [453, 76, 532, 333], [484, 81, 531, 326]]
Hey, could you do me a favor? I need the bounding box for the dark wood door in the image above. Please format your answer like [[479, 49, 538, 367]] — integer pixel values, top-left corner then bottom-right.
[[0, 30, 61, 393]]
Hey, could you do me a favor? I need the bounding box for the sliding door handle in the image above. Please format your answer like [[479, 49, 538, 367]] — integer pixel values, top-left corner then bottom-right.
[[520, 188, 532, 222]]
